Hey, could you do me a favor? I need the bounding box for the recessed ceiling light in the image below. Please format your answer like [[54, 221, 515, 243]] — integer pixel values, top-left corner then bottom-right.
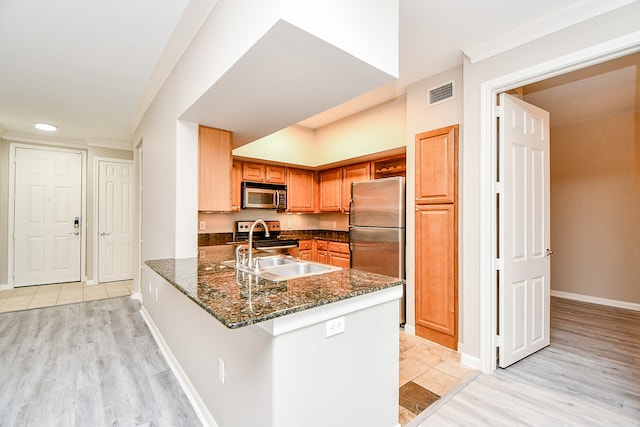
[[35, 123, 57, 132]]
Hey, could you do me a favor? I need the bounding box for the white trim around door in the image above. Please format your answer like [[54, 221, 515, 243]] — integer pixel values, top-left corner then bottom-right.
[[7, 143, 87, 288], [477, 31, 640, 374], [93, 157, 135, 284]]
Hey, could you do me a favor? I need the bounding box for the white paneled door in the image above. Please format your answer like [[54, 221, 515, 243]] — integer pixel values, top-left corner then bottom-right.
[[13, 148, 82, 286], [498, 93, 551, 368], [98, 160, 134, 283]]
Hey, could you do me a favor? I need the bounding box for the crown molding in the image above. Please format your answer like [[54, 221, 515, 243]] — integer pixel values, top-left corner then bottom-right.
[[85, 138, 134, 151], [129, 0, 220, 133], [1, 131, 86, 149], [462, 0, 636, 64], [1, 132, 133, 151]]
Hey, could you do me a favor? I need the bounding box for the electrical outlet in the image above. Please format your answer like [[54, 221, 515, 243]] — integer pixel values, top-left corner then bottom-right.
[[199, 250, 205, 258], [219, 358, 226, 384], [326, 316, 345, 337], [199, 221, 206, 230], [287, 220, 292, 229], [155, 288, 158, 301], [332, 221, 337, 229]]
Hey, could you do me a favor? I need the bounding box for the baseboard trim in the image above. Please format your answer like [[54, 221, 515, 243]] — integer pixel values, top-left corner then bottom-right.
[[460, 353, 481, 370], [0, 284, 11, 290], [551, 290, 640, 312], [130, 291, 142, 302], [139, 306, 218, 427]]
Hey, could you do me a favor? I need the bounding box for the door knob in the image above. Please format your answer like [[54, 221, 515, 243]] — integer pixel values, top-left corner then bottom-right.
[[69, 231, 79, 236], [545, 248, 554, 256]]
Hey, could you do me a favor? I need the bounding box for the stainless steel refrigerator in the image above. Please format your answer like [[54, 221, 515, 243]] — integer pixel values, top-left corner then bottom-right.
[[349, 176, 406, 325]]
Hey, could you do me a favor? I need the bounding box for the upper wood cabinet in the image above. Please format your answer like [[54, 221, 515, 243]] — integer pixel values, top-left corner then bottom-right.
[[320, 162, 371, 213], [341, 162, 371, 213], [415, 126, 458, 204], [287, 168, 315, 212], [319, 168, 342, 212], [198, 126, 232, 212], [242, 161, 286, 184], [373, 154, 406, 179], [231, 160, 242, 211]]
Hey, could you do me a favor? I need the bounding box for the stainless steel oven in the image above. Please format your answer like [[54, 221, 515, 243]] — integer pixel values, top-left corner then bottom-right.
[[241, 181, 287, 210], [233, 220, 298, 257]]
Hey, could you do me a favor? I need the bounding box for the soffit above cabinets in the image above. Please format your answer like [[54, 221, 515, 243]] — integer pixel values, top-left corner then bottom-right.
[[179, 20, 397, 148]]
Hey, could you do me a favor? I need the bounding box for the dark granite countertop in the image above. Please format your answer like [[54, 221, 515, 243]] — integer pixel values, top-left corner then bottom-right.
[[146, 245, 403, 329]]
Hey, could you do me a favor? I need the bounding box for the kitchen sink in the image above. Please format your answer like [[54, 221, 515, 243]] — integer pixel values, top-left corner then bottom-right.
[[253, 256, 297, 268], [222, 256, 341, 281], [258, 261, 339, 281]]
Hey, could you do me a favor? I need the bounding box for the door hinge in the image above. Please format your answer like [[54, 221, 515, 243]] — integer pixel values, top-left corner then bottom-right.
[[495, 258, 502, 270], [496, 335, 503, 347], [495, 105, 504, 118], [495, 182, 503, 194]]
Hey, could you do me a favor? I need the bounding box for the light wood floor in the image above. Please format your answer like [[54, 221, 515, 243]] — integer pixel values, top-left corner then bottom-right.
[[0, 280, 133, 312], [0, 296, 201, 426], [415, 297, 640, 426]]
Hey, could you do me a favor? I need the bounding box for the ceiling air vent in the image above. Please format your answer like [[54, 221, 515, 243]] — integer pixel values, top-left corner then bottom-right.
[[428, 80, 455, 106]]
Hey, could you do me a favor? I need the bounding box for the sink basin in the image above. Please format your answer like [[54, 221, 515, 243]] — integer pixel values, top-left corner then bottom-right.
[[253, 256, 297, 268], [258, 262, 337, 281], [221, 256, 341, 281]]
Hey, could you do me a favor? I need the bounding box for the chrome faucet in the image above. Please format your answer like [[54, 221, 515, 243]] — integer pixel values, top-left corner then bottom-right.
[[247, 219, 269, 271]]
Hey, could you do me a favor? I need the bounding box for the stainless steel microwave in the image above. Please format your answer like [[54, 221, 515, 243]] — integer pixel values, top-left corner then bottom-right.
[[241, 181, 287, 210]]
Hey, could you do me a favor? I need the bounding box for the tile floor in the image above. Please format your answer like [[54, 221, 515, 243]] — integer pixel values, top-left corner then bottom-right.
[[398, 331, 477, 426], [0, 281, 473, 426], [0, 280, 133, 312]]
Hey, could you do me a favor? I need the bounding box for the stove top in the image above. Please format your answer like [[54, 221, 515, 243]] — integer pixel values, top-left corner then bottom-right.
[[234, 220, 298, 248]]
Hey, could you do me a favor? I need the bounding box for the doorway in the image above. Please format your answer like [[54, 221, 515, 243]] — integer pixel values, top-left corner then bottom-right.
[[479, 38, 640, 373], [96, 159, 134, 283], [9, 145, 86, 287]]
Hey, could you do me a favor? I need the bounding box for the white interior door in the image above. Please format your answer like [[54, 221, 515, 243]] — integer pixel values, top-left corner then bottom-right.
[[13, 148, 82, 286], [498, 93, 551, 368], [98, 160, 134, 283]]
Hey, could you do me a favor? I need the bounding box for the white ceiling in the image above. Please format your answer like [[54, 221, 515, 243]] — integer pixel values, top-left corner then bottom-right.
[[0, 0, 635, 145]]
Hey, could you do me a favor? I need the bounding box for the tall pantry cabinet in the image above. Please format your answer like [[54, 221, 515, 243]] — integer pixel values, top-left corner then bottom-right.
[[414, 125, 458, 350]]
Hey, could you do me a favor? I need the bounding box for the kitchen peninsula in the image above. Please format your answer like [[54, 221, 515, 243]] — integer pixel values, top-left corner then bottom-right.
[[143, 245, 403, 427]]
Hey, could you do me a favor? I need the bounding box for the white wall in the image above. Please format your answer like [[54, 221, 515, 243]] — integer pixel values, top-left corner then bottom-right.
[[314, 96, 406, 165], [404, 66, 463, 335], [461, 1, 640, 364], [134, 0, 399, 263], [550, 113, 640, 304], [232, 125, 317, 165], [234, 96, 406, 168]]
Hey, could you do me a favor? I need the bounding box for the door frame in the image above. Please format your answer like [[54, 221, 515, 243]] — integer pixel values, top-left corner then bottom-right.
[[478, 33, 640, 373], [93, 156, 134, 284], [7, 143, 87, 288]]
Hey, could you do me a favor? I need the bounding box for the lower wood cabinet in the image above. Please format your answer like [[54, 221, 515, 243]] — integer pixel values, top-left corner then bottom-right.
[[327, 241, 350, 268], [314, 240, 350, 267], [297, 240, 313, 260], [315, 239, 329, 264], [415, 204, 457, 349]]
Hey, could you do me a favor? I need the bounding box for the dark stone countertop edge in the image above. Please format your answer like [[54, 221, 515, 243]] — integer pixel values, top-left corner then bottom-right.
[[145, 257, 403, 329]]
